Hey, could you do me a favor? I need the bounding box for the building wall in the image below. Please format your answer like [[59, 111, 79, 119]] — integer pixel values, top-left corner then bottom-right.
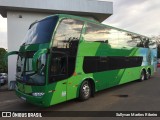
[[0, 0, 113, 21], [7, 11, 50, 88]]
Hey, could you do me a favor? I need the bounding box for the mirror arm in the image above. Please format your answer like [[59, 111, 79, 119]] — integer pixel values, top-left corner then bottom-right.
[[4, 51, 19, 65], [32, 49, 48, 71]]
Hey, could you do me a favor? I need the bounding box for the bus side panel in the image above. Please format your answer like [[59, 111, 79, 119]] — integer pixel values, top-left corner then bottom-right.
[[118, 67, 141, 85], [92, 67, 141, 91], [45, 80, 68, 106], [93, 69, 122, 91], [151, 48, 157, 72]]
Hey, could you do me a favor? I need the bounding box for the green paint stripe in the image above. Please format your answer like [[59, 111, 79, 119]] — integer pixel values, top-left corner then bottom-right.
[[129, 48, 139, 56]]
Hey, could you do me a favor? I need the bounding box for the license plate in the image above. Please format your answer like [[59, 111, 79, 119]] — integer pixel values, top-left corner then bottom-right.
[[21, 96, 26, 101]]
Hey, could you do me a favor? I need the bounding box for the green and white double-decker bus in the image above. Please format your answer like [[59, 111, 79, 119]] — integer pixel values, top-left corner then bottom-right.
[[7, 14, 157, 107]]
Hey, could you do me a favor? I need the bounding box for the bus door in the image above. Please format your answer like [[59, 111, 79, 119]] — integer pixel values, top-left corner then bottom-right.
[[49, 52, 68, 104]]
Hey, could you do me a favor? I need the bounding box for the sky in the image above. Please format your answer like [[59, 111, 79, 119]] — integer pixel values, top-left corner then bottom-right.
[[0, 0, 160, 49], [104, 0, 160, 36]]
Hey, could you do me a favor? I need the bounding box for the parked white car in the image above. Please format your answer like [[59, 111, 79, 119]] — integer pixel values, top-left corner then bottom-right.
[[0, 73, 8, 85], [158, 59, 160, 63]]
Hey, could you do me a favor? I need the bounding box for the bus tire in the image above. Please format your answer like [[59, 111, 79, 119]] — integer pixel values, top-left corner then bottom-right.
[[79, 80, 91, 101], [139, 70, 146, 82], [146, 69, 151, 80]]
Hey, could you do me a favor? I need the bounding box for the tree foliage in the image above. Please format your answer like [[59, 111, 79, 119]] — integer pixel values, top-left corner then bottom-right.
[[0, 48, 8, 73], [151, 35, 160, 58]]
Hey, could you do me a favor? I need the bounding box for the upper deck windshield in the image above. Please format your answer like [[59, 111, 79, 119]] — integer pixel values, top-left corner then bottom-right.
[[22, 16, 58, 45]]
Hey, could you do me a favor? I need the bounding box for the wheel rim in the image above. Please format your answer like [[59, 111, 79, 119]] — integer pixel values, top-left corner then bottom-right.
[[141, 72, 145, 81], [82, 82, 90, 98]]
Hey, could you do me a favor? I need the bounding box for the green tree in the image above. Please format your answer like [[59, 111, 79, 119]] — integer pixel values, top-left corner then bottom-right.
[[0, 48, 8, 73]]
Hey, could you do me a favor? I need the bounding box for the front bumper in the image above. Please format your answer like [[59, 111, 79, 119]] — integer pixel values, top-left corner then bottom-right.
[[15, 89, 48, 107]]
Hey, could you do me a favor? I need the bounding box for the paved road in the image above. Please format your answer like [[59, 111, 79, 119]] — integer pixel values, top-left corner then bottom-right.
[[0, 68, 160, 119]]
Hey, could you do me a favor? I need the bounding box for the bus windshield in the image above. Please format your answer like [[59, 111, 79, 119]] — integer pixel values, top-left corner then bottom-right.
[[22, 16, 58, 45], [16, 52, 46, 85]]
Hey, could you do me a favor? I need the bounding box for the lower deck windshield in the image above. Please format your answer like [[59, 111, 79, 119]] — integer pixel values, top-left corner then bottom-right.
[[16, 52, 46, 85]]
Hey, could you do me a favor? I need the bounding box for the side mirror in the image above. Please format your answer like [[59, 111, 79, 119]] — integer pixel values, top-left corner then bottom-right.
[[32, 48, 48, 71]]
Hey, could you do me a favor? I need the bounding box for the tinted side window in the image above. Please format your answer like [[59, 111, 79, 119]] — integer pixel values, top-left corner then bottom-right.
[[118, 33, 150, 48], [84, 23, 119, 45], [53, 19, 83, 49], [84, 23, 108, 42], [84, 23, 150, 48], [52, 19, 83, 56], [98, 57, 110, 71], [118, 32, 133, 47], [49, 52, 68, 82], [83, 57, 99, 73], [83, 56, 143, 73], [49, 52, 77, 83]]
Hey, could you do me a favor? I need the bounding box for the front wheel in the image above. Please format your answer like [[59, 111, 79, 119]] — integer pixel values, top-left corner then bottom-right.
[[79, 81, 91, 101]]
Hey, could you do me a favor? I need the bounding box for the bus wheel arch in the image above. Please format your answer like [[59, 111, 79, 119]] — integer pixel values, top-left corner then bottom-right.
[[87, 78, 95, 97], [146, 68, 151, 79], [139, 68, 146, 81], [79, 78, 95, 101]]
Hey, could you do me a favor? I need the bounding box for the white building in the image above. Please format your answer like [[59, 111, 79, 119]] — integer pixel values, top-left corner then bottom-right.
[[0, 0, 113, 89]]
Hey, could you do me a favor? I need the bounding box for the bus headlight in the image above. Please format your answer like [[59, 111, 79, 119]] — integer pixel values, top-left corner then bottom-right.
[[32, 92, 45, 97]]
